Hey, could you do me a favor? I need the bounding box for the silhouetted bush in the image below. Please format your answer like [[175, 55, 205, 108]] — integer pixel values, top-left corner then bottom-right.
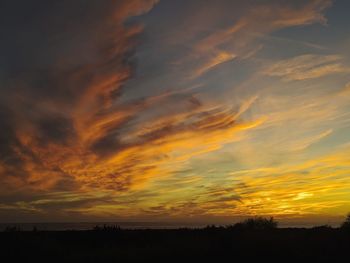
[[4, 226, 21, 232], [232, 217, 278, 230], [205, 224, 217, 229], [340, 213, 350, 229], [311, 225, 332, 230]]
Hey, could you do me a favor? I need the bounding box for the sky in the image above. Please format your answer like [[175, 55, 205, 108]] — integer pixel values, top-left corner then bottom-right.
[[0, 0, 350, 226]]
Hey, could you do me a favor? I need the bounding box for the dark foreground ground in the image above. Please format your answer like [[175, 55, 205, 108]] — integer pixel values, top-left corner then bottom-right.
[[1, 227, 349, 262]]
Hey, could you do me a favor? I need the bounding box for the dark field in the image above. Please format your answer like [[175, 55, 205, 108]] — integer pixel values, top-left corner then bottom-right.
[[1, 226, 349, 262]]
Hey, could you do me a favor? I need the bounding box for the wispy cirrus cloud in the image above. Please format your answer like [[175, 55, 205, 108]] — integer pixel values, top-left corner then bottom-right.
[[186, 0, 332, 79], [264, 54, 350, 81]]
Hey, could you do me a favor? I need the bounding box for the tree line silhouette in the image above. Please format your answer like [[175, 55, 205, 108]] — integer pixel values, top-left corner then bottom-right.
[[1, 214, 350, 262]]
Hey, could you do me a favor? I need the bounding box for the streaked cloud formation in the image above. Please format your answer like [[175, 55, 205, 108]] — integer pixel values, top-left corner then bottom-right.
[[0, 0, 350, 225], [265, 54, 350, 81]]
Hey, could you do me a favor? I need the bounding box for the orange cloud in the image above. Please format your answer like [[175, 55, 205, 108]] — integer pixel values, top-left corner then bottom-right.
[[191, 51, 236, 79]]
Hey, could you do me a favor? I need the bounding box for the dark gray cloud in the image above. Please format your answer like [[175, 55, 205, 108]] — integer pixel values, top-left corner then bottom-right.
[[35, 114, 76, 145]]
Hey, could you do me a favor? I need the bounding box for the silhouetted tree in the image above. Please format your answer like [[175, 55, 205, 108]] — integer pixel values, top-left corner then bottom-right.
[[232, 216, 278, 230], [92, 224, 121, 232]]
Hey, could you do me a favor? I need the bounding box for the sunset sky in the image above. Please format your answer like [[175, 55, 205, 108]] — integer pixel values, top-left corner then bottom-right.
[[1, 0, 350, 226]]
